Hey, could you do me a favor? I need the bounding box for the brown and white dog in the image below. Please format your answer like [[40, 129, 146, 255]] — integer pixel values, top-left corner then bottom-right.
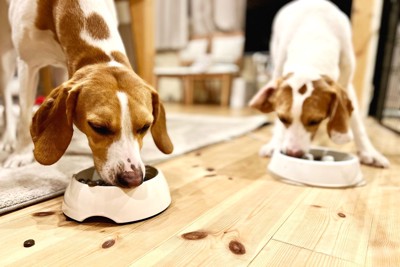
[[0, 0, 174, 187], [249, 0, 389, 168]]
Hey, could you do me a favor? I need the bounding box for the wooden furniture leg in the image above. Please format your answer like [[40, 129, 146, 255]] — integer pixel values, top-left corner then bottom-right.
[[183, 76, 194, 105], [220, 74, 232, 106], [129, 0, 155, 85]]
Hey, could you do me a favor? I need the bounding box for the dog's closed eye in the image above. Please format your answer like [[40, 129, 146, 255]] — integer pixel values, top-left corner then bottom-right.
[[136, 124, 151, 135], [278, 115, 292, 126], [306, 118, 323, 127], [88, 121, 113, 135]]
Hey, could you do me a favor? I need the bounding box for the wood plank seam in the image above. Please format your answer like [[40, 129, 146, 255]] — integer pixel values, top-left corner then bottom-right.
[[270, 239, 362, 266], [247, 191, 310, 265]]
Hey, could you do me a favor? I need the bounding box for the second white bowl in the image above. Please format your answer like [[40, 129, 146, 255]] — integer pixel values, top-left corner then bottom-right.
[[268, 147, 365, 188]]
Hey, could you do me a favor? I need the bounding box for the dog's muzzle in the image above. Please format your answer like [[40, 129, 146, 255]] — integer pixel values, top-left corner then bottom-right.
[[116, 168, 144, 188]]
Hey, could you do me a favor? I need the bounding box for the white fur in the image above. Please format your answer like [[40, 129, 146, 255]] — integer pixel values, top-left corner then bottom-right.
[[108, 61, 124, 68], [99, 92, 145, 184], [330, 130, 354, 145], [257, 0, 389, 167]]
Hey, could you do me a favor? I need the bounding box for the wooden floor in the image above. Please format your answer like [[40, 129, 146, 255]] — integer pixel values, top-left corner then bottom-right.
[[1, 105, 399, 266]]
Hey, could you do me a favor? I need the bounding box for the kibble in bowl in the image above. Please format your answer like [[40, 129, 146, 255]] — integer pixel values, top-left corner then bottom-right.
[[62, 165, 171, 223], [268, 147, 365, 188]]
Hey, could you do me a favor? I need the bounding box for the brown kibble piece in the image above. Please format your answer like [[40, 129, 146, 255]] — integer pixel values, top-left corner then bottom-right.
[[23, 239, 35, 248]]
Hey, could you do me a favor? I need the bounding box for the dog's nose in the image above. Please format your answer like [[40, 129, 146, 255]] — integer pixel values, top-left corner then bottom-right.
[[286, 149, 304, 158], [117, 170, 144, 188]]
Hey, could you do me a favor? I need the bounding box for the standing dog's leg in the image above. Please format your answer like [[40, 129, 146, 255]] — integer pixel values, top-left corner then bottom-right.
[[339, 47, 390, 168], [3, 59, 39, 167], [347, 84, 389, 167], [0, 50, 17, 152], [0, 0, 17, 153]]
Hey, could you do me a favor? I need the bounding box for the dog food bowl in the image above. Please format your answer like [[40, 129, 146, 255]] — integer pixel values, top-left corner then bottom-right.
[[62, 166, 171, 223], [268, 147, 365, 188]]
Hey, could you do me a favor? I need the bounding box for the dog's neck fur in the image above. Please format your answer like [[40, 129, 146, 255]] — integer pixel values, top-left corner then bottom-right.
[[35, 0, 128, 76]]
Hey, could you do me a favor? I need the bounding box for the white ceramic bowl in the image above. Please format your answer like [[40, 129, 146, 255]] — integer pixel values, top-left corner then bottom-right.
[[62, 166, 171, 223], [268, 147, 365, 188]]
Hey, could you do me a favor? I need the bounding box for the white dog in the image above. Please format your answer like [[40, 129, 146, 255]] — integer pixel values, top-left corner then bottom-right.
[[249, 0, 389, 168]]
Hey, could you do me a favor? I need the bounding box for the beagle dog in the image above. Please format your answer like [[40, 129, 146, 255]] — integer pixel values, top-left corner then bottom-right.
[[249, 0, 389, 168], [1, 0, 173, 187]]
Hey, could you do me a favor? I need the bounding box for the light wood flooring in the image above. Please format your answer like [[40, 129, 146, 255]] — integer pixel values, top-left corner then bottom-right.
[[0, 105, 399, 266]]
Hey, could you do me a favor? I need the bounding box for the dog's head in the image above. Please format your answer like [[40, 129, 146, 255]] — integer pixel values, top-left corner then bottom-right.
[[249, 73, 353, 157], [30, 64, 173, 188]]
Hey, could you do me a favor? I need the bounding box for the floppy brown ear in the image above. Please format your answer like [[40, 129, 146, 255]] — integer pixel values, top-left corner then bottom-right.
[[150, 90, 173, 154], [30, 83, 81, 165], [324, 77, 354, 144], [248, 80, 277, 113]]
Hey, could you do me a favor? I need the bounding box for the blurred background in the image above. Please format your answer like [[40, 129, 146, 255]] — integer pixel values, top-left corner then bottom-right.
[[31, 0, 400, 133]]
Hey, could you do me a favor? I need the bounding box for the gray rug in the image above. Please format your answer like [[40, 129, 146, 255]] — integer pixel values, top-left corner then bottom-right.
[[0, 113, 268, 215]]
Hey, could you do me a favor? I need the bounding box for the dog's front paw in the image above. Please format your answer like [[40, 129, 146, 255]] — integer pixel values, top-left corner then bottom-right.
[[2, 148, 35, 168], [259, 142, 279, 157], [0, 135, 17, 153], [358, 150, 390, 168]]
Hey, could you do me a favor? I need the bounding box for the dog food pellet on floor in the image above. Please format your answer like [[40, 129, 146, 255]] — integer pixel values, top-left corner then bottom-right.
[[23, 239, 35, 248]]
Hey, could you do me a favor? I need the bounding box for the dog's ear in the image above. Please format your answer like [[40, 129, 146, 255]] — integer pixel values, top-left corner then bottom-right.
[[30, 82, 81, 165], [322, 76, 354, 144], [248, 79, 278, 113], [249, 73, 293, 113], [150, 89, 173, 154]]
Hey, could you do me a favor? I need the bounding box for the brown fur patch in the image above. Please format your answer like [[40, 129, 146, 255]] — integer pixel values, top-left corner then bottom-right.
[[111, 51, 132, 68], [297, 77, 353, 139], [298, 85, 307, 95], [301, 84, 332, 134], [85, 12, 110, 40], [274, 85, 293, 126], [35, 0, 59, 42], [35, 0, 112, 75]]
